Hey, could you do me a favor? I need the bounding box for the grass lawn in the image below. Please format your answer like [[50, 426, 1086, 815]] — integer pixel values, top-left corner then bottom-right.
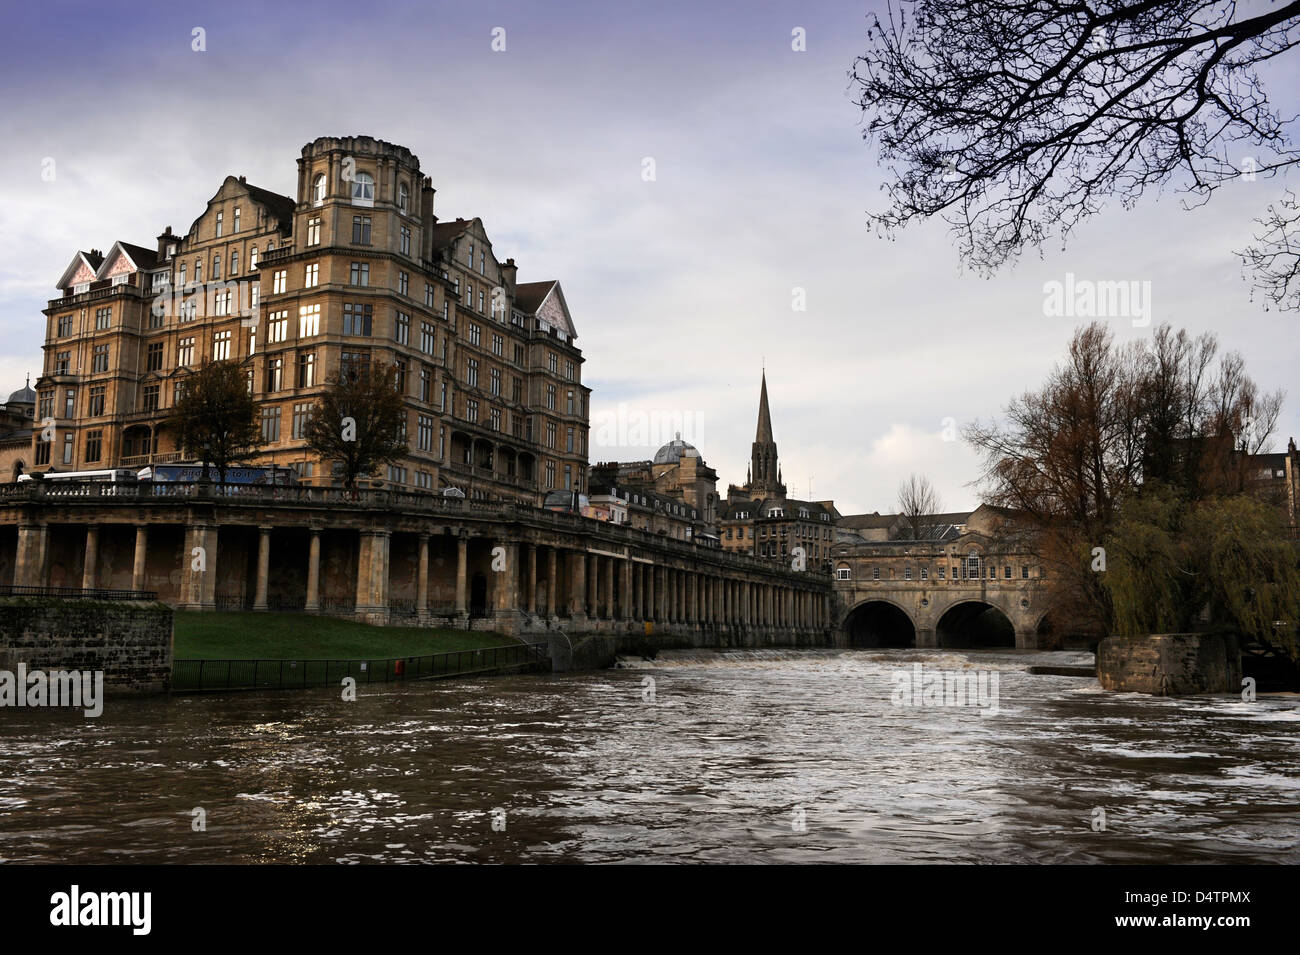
[[173, 611, 516, 660]]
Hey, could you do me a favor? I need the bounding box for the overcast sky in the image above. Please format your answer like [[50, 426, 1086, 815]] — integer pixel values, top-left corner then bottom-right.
[[2, 0, 1296, 514]]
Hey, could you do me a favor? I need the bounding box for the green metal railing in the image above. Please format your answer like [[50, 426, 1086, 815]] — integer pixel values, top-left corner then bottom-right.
[[172, 641, 549, 693]]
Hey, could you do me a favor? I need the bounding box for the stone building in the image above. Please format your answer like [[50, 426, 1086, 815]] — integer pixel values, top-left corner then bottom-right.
[[831, 504, 1051, 648], [587, 434, 721, 541], [33, 135, 589, 505], [721, 373, 839, 568], [0, 378, 36, 482]]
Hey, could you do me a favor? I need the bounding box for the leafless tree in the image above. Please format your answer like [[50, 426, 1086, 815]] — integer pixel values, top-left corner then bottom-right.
[[851, 0, 1300, 306], [897, 473, 944, 540]]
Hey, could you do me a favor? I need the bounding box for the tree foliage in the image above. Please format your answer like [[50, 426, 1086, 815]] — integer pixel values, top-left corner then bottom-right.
[[304, 361, 408, 489], [852, 0, 1300, 307], [966, 321, 1290, 643], [165, 358, 262, 482]]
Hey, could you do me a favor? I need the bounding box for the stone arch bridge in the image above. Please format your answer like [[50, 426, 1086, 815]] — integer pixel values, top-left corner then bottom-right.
[[831, 543, 1053, 649]]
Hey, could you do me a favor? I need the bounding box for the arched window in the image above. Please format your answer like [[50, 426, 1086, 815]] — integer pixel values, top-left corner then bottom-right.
[[351, 171, 374, 206], [835, 563, 851, 581], [398, 181, 409, 213], [312, 174, 326, 206]]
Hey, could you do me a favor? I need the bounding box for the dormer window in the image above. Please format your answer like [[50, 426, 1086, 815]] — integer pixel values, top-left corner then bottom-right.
[[111, 274, 128, 286], [312, 174, 326, 207], [74, 282, 89, 295], [351, 171, 374, 206]]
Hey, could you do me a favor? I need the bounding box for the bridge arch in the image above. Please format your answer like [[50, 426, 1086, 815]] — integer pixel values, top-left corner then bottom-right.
[[934, 599, 1015, 648], [843, 598, 916, 648]]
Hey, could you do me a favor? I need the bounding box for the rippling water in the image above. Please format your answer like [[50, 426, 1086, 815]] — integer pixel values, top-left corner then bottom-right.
[[0, 648, 1297, 863]]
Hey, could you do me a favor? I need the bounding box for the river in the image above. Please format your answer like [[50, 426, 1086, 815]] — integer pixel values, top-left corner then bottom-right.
[[1, 648, 1297, 863]]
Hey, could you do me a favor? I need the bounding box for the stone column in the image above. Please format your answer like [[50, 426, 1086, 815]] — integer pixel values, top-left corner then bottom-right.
[[181, 523, 217, 612], [526, 543, 537, 614], [454, 533, 469, 620], [132, 524, 148, 592], [621, 557, 632, 621], [492, 540, 519, 620], [546, 548, 558, 618], [305, 527, 322, 612], [253, 525, 271, 611], [14, 523, 48, 589], [355, 529, 391, 624], [647, 564, 657, 623], [81, 524, 99, 591], [570, 549, 587, 621], [417, 533, 430, 620], [586, 553, 598, 618]]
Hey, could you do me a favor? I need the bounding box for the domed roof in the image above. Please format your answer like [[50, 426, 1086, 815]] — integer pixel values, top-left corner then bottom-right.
[[7, 377, 34, 405], [653, 432, 699, 465]]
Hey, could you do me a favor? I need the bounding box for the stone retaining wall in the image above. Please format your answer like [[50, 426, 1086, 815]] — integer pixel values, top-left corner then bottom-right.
[[1097, 632, 1241, 695]]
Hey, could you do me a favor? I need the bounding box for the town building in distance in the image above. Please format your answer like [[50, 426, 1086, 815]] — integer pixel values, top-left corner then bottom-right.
[[587, 435, 720, 542], [34, 135, 590, 504], [720, 373, 839, 569]]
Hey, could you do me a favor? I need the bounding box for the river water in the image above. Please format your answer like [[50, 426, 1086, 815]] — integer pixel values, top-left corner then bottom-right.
[[1, 648, 1297, 864]]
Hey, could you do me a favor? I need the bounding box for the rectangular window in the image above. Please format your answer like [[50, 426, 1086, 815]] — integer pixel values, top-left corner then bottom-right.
[[54, 351, 70, 375], [349, 262, 369, 286], [233, 207, 240, 233], [307, 217, 321, 246], [273, 270, 287, 294], [88, 386, 105, 416], [425, 283, 435, 308], [420, 322, 436, 354], [489, 367, 501, 396], [62, 432, 74, 464], [265, 357, 283, 392], [269, 310, 289, 343], [546, 385, 556, 410], [400, 226, 411, 255], [92, 344, 110, 373], [549, 352, 558, 374], [546, 421, 556, 448], [395, 311, 410, 345], [352, 215, 372, 245], [398, 271, 409, 296], [38, 392, 52, 420], [545, 460, 555, 489], [565, 360, 575, 381], [511, 377, 523, 403], [230, 249, 238, 275], [215, 211, 223, 237], [212, 253, 221, 280], [85, 430, 102, 463], [304, 263, 319, 288], [469, 323, 481, 346], [872, 567, 881, 581], [95, 307, 111, 330], [341, 350, 370, 379], [492, 334, 503, 357], [57, 314, 73, 336], [297, 352, 316, 388], [292, 402, 314, 440], [419, 365, 432, 402], [260, 406, 281, 442], [466, 398, 479, 423], [141, 384, 159, 412], [465, 358, 478, 388], [146, 342, 164, 371], [63, 389, 75, 418], [1022, 565, 1030, 579], [490, 407, 501, 431], [418, 414, 434, 452], [298, 303, 320, 337], [343, 302, 373, 336], [212, 329, 231, 360]]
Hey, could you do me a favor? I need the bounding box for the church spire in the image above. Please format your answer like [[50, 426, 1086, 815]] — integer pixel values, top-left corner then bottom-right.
[[755, 370, 774, 443], [747, 370, 786, 497]]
